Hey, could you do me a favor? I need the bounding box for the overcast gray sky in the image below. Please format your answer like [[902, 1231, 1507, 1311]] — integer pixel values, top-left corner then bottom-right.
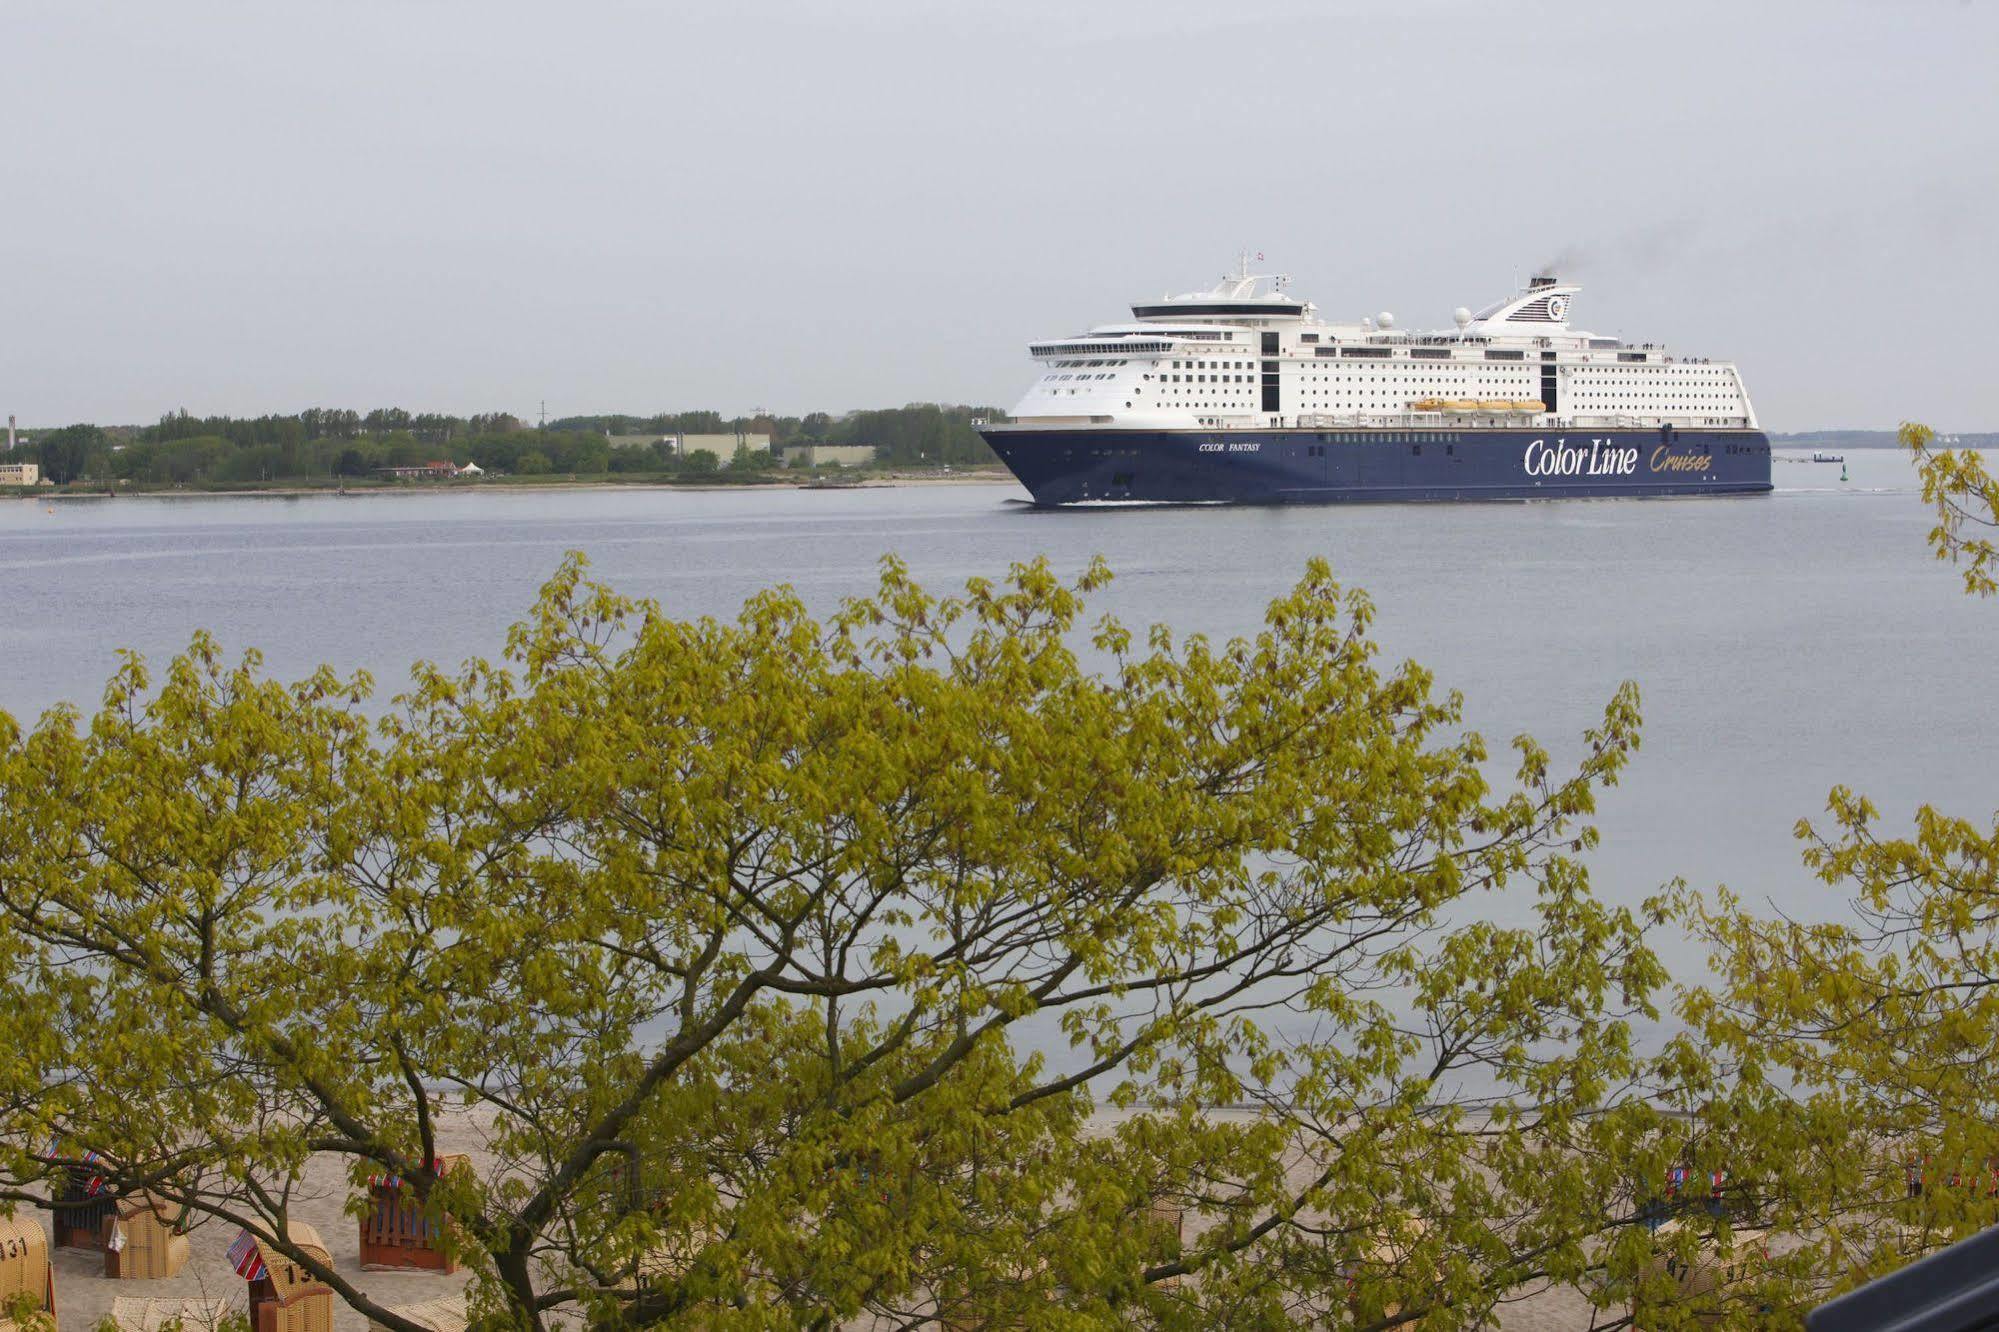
[[4, 0, 1994, 431]]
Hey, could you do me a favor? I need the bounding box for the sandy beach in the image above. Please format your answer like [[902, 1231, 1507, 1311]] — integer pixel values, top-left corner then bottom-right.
[[24, 1106, 1617, 1332]]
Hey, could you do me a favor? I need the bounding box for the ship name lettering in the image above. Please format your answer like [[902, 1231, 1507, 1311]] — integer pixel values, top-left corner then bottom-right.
[[1523, 438, 1638, 479], [1649, 446, 1712, 473]]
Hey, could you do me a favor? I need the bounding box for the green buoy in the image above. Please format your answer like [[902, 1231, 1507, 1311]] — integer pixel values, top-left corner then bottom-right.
[[1841, 463, 1849, 483]]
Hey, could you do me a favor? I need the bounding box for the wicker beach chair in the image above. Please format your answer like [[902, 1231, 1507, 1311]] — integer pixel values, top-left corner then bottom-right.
[[104, 1195, 191, 1281], [229, 1224, 333, 1332], [1634, 1218, 1772, 1328], [0, 1214, 56, 1332], [358, 1155, 471, 1274], [43, 1144, 114, 1253]]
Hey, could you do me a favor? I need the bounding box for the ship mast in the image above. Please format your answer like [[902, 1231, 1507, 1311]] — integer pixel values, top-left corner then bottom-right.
[[1220, 250, 1287, 299]]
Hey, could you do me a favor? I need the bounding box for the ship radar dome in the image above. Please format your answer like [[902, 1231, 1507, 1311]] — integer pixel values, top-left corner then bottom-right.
[[1377, 311, 1395, 330], [1453, 307, 1473, 328]]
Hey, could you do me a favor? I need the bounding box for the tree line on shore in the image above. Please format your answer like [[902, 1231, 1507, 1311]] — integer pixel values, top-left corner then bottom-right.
[[2, 402, 1005, 486]]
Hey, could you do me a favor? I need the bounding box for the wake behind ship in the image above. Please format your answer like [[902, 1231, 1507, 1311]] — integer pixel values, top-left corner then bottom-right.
[[977, 259, 1771, 506]]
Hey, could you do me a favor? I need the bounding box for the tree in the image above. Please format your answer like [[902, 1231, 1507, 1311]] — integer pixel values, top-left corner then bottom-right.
[[1674, 421, 1999, 1307], [469, 413, 523, 437], [0, 556, 1716, 1330], [68, 405, 1007, 488], [549, 435, 611, 475], [728, 443, 774, 473], [1904, 421, 1999, 598], [36, 423, 104, 484], [515, 450, 551, 475], [682, 447, 719, 475]]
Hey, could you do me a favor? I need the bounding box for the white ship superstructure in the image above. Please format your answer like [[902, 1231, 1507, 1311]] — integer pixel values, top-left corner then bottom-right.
[[1007, 258, 1757, 433]]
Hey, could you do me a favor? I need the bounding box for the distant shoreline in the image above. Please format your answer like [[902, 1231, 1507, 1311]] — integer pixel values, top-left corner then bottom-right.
[[1770, 433, 1994, 450], [8, 470, 1022, 502]]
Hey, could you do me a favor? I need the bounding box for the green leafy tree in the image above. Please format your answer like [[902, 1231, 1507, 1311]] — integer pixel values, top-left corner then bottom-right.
[[1903, 421, 1999, 597], [551, 436, 611, 475], [470, 436, 528, 474], [515, 450, 552, 475], [728, 444, 774, 473], [683, 447, 719, 475], [0, 557, 1731, 1330], [1674, 421, 1999, 1309], [36, 424, 105, 484], [2, 1291, 54, 1332]]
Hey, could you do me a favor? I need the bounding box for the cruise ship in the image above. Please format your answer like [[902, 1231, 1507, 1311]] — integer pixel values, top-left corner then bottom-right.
[[977, 258, 1771, 505]]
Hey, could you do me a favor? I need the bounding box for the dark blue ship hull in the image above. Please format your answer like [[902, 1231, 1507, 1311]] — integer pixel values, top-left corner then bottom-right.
[[978, 426, 1772, 506]]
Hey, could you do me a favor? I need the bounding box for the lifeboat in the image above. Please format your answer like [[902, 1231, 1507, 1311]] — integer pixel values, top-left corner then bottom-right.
[[1410, 398, 1448, 412], [1510, 399, 1548, 412], [1442, 399, 1482, 412], [1476, 399, 1518, 411]]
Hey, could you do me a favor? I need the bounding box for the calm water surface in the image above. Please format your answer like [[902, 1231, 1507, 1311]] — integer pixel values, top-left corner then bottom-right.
[[2, 449, 1991, 977]]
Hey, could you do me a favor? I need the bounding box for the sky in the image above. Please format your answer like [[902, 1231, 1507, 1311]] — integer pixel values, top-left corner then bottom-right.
[[3, 0, 1995, 432]]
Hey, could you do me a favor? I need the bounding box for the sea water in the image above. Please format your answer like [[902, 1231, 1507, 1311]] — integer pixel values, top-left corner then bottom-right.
[[1, 448, 1989, 975]]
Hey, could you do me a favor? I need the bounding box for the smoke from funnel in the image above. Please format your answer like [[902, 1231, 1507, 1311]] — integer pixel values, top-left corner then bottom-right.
[[1533, 221, 1708, 281], [1535, 244, 1590, 280]]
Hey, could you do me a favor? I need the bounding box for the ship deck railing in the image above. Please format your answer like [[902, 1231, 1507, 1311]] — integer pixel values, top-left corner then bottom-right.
[[1292, 412, 1547, 429]]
